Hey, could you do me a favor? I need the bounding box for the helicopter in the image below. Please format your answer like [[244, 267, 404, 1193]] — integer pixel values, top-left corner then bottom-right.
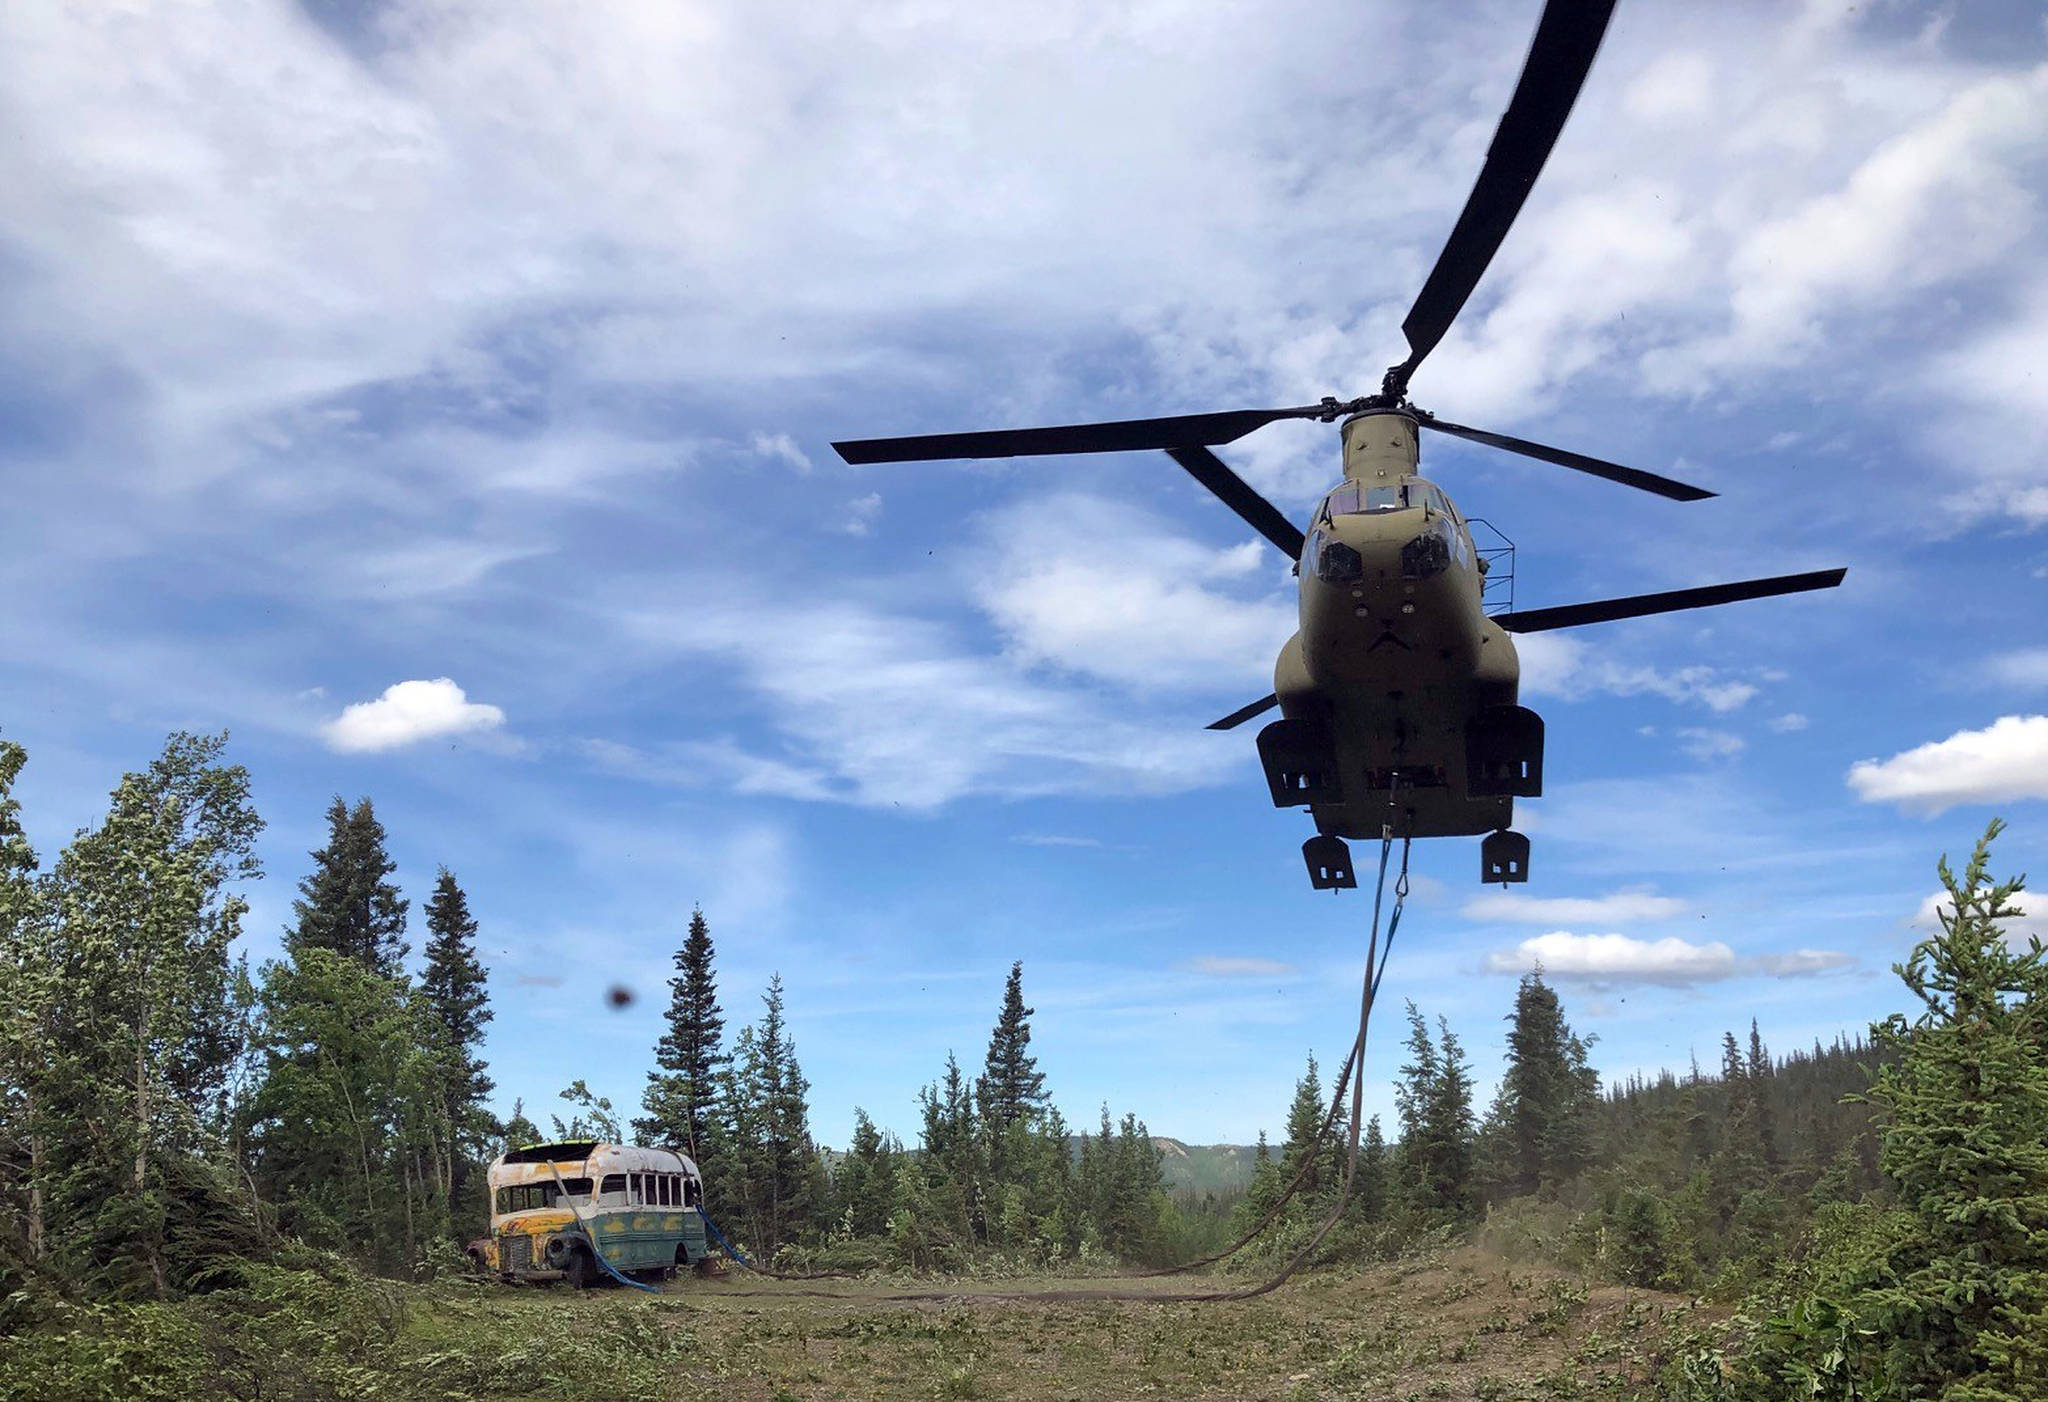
[[832, 0, 1846, 890]]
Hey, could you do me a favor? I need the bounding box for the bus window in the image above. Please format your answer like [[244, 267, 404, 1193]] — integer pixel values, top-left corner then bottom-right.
[[600, 1173, 626, 1202], [664, 1175, 676, 1206], [559, 1177, 592, 1198], [495, 1183, 560, 1214], [656, 1175, 669, 1206], [684, 1177, 701, 1207]]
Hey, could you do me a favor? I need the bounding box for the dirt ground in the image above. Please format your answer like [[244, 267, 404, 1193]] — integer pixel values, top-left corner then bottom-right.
[[416, 1247, 1718, 1401]]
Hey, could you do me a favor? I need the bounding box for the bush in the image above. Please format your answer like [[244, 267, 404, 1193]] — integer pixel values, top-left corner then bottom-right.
[[1607, 1189, 1678, 1288]]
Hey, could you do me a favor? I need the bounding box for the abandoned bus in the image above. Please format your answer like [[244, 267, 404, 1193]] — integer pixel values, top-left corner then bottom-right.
[[468, 1141, 709, 1286]]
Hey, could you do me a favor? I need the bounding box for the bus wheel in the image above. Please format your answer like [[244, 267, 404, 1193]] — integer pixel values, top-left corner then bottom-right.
[[564, 1246, 595, 1290]]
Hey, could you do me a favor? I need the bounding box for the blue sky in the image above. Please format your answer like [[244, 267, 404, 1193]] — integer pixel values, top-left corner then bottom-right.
[[4, 0, 2046, 1150]]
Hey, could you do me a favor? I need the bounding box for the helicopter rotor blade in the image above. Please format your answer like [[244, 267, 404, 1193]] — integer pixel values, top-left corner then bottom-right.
[[1164, 447, 1306, 558], [1206, 694, 1282, 731], [1421, 416, 1714, 501], [1494, 568, 1846, 633], [1390, 0, 1618, 388], [831, 405, 1331, 465]]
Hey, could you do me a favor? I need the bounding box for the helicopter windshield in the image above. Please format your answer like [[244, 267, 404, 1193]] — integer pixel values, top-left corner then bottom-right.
[[1322, 482, 1410, 518]]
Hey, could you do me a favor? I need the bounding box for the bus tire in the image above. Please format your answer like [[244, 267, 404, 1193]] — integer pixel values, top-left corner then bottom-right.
[[564, 1245, 595, 1290]]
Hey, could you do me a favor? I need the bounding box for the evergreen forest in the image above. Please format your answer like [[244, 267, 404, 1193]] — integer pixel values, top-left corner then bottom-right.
[[3, 729, 2046, 1401]]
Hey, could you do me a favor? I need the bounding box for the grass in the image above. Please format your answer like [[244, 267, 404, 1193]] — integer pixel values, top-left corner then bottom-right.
[[0, 1246, 1719, 1401], [384, 1246, 1714, 1400]]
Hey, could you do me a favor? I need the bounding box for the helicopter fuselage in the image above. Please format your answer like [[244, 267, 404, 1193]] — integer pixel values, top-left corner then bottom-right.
[[1271, 411, 1524, 843]]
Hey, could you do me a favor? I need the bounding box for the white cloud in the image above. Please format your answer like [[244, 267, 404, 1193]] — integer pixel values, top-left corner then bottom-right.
[[1643, 58, 2048, 388], [1462, 887, 1688, 925], [1678, 727, 1747, 761], [1911, 889, 2047, 951], [1485, 932, 1737, 986], [1483, 930, 1852, 987], [1012, 833, 1102, 848], [321, 678, 507, 753], [972, 493, 1294, 694], [1847, 716, 2048, 814], [1185, 955, 1297, 978], [1768, 712, 1810, 733]]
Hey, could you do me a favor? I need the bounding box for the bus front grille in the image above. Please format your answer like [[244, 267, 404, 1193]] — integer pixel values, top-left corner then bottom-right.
[[499, 1233, 532, 1273]]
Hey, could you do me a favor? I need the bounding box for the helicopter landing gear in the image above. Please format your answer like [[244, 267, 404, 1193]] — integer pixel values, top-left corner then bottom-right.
[[1258, 717, 1343, 807], [1303, 835, 1357, 891], [1466, 705, 1544, 798], [1481, 829, 1530, 884]]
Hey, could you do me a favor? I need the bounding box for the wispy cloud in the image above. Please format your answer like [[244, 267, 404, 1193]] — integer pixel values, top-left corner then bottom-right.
[[1989, 649, 2048, 690], [1185, 955, 1297, 979], [1678, 727, 1747, 761], [1462, 887, 1687, 925], [752, 432, 812, 474], [614, 586, 1245, 808], [1517, 634, 1760, 713]]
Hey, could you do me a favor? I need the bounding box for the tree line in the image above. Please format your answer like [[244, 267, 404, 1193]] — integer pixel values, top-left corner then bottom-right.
[[8, 730, 2046, 1396], [0, 730, 1179, 1306], [631, 913, 1180, 1270]]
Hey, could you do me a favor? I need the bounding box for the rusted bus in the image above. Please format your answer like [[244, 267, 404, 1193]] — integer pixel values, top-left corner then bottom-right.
[[464, 1140, 709, 1287]]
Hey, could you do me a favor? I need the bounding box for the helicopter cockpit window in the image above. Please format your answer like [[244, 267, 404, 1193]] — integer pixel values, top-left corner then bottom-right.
[[1321, 483, 1407, 518]]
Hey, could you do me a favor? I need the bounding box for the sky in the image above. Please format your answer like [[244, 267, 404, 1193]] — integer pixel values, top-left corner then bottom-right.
[[4, 0, 2047, 1150]]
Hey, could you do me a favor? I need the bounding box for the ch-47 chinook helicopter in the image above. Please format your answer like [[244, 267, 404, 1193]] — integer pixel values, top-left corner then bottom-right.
[[833, 0, 1846, 890]]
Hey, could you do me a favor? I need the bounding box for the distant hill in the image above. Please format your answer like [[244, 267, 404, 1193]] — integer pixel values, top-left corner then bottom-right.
[[1148, 1138, 1258, 1197], [823, 1137, 1260, 1197]]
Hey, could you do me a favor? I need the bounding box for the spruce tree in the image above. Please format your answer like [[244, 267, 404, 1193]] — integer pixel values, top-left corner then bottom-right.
[[916, 1052, 981, 1246], [977, 962, 1047, 1134], [1354, 1115, 1389, 1222], [635, 906, 726, 1163], [838, 1108, 897, 1238], [728, 975, 823, 1252], [288, 797, 407, 975], [1280, 1051, 1343, 1199], [1396, 1004, 1475, 1220], [1745, 1018, 1780, 1166], [1857, 822, 2048, 1397], [1395, 1002, 1440, 1213], [1491, 971, 1598, 1196], [419, 868, 493, 1229]]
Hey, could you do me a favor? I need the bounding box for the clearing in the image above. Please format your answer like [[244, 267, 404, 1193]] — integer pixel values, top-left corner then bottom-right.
[[403, 1248, 1716, 1401]]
